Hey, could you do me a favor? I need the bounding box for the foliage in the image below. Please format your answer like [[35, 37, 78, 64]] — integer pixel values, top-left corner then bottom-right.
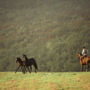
[[0, 0, 90, 71]]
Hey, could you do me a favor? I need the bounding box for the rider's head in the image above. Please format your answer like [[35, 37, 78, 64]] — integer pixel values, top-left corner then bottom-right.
[[83, 46, 86, 49]]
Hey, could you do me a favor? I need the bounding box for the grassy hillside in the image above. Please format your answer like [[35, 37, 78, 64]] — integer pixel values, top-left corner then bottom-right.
[[0, 72, 90, 90], [0, 0, 90, 71]]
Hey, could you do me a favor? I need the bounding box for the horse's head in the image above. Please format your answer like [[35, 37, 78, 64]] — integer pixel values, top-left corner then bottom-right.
[[78, 52, 82, 59], [16, 57, 18, 63], [16, 57, 21, 63], [23, 54, 26, 58], [23, 54, 28, 61]]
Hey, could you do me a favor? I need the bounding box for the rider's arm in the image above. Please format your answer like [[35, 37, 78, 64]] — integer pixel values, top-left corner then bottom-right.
[[82, 49, 84, 55]]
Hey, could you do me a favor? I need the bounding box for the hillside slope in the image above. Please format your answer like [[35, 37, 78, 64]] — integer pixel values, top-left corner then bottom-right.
[[0, 0, 90, 71]]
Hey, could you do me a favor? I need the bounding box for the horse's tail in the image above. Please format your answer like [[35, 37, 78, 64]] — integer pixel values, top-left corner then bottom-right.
[[32, 59, 38, 70], [34, 59, 38, 70]]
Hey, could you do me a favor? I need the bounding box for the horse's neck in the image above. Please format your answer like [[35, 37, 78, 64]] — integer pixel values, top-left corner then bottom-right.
[[19, 58, 22, 63], [79, 55, 83, 60], [25, 56, 28, 61], [79, 56, 82, 59]]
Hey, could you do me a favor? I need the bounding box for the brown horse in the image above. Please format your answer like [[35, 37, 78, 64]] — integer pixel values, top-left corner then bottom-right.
[[23, 54, 38, 73], [15, 57, 31, 73], [78, 52, 90, 71]]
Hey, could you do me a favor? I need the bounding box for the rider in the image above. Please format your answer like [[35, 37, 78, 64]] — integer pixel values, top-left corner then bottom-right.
[[81, 47, 88, 60]]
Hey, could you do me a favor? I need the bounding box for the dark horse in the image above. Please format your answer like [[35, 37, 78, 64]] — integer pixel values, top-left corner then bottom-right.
[[78, 52, 90, 71], [23, 54, 38, 73], [15, 57, 31, 73]]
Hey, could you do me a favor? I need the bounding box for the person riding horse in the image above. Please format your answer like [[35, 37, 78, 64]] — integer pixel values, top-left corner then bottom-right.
[[81, 47, 88, 60]]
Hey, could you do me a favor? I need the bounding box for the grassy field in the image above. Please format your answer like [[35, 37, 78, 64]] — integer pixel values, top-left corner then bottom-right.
[[0, 72, 90, 90], [0, 0, 90, 71]]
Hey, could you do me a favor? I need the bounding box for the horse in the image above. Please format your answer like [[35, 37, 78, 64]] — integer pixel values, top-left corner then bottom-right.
[[23, 54, 38, 73], [15, 57, 31, 73], [78, 52, 90, 71]]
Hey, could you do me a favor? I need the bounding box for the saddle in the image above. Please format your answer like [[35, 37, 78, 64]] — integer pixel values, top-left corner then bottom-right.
[[81, 55, 87, 60]]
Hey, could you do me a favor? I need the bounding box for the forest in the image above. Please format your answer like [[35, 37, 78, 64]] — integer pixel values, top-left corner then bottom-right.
[[0, 0, 90, 72]]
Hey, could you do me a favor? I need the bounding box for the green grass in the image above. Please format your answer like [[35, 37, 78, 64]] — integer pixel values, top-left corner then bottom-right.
[[0, 72, 90, 90]]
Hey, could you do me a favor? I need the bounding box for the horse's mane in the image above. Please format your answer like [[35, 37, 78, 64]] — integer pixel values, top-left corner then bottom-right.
[[17, 57, 22, 62], [23, 55, 28, 61]]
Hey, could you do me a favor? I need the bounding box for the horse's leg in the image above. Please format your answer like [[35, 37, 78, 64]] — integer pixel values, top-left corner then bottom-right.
[[15, 66, 20, 73], [35, 67, 37, 73], [88, 63, 89, 71], [21, 66, 25, 74], [86, 64, 89, 72], [23, 65, 27, 72], [24, 66, 27, 72], [27, 66, 31, 73], [34, 65, 37, 73], [30, 66, 32, 72], [81, 65, 83, 71], [35, 69, 37, 73]]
